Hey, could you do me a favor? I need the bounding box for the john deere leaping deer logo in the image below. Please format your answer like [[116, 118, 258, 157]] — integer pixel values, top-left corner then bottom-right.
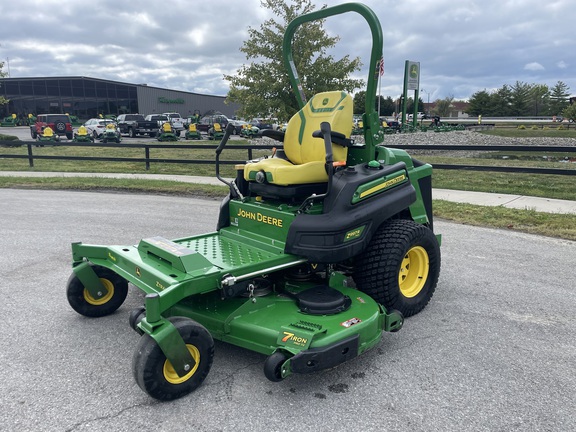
[[410, 64, 419, 79]]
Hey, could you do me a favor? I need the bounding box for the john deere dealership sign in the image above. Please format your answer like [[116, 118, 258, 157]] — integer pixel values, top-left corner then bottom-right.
[[158, 97, 185, 104], [406, 61, 420, 91]]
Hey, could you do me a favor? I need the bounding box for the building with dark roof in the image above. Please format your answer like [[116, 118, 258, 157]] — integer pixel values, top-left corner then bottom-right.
[[0, 76, 239, 121]]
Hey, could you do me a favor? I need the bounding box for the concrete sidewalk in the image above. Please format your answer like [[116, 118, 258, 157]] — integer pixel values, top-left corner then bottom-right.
[[1, 170, 575, 215]]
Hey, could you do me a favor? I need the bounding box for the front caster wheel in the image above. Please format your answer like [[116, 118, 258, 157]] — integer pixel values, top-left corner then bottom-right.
[[264, 351, 289, 382], [66, 265, 128, 317], [132, 317, 214, 401]]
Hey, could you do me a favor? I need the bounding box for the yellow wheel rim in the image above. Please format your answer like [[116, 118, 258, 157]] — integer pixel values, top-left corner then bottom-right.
[[163, 344, 200, 384], [398, 246, 430, 298], [83, 278, 114, 305]]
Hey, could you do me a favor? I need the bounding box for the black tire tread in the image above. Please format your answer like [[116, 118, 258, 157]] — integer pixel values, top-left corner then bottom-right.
[[353, 219, 440, 317], [132, 317, 214, 401], [66, 265, 128, 317]]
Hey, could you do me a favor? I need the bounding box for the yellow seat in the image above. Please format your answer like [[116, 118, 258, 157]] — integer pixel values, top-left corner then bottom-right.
[[244, 91, 353, 186], [213, 123, 222, 132], [77, 125, 88, 136], [43, 127, 54, 137], [162, 122, 172, 133], [189, 123, 197, 132]]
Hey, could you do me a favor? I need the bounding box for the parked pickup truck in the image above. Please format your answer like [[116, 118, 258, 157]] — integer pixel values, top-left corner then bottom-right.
[[116, 114, 159, 138]]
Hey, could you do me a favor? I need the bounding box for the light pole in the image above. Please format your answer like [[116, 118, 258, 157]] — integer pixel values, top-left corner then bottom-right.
[[421, 88, 430, 116]]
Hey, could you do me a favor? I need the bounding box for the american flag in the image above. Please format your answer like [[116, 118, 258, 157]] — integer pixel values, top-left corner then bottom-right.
[[378, 57, 384, 76]]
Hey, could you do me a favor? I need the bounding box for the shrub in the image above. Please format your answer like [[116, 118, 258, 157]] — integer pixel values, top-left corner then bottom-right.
[[517, 125, 526, 129], [0, 133, 21, 147]]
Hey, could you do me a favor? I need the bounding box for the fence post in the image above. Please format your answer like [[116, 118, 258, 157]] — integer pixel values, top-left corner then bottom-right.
[[27, 143, 34, 167], [248, 148, 253, 160], [145, 146, 150, 170]]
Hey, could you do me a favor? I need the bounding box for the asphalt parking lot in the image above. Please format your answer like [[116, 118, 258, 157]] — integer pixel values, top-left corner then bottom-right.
[[1, 189, 575, 432]]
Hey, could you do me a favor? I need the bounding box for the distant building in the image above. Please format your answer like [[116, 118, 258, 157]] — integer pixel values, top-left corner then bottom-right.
[[0, 76, 239, 120], [427, 100, 470, 118]]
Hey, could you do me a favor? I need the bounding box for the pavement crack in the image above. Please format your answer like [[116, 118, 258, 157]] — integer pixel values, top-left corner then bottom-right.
[[64, 400, 159, 432]]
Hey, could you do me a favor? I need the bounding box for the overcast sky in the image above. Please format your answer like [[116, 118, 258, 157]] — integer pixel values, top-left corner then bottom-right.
[[1, 0, 575, 102]]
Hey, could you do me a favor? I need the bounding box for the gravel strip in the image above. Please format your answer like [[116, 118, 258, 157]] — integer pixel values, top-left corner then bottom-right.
[[256, 130, 575, 158], [380, 130, 576, 148]]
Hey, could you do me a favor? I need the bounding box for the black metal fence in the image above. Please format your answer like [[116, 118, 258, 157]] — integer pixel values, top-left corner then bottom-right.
[[0, 140, 575, 176]]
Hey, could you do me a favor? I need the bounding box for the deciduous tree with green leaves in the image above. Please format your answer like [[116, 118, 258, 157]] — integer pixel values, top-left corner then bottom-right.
[[434, 96, 454, 117], [353, 91, 395, 116], [562, 102, 576, 123], [224, 0, 364, 122]]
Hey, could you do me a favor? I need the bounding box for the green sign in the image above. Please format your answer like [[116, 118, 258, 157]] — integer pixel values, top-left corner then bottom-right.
[[158, 97, 185, 104], [406, 61, 420, 91]]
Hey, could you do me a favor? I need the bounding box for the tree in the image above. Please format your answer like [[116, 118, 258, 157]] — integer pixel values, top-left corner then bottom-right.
[[510, 81, 531, 116], [528, 84, 550, 116], [549, 81, 570, 115], [562, 102, 576, 123], [488, 85, 513, 117], [406, 97, 424, 115], [434, 96, 454, 117], [0, 60, 8, 108], [357, 92, 395, 116], [378, 96, 396, 116], [353, 91, 366, 114], [467, 90, 491, 116], [224, 0, 364, 121]]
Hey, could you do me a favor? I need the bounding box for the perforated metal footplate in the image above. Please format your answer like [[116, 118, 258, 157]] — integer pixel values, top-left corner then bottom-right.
[[175, 234, 281, 272]]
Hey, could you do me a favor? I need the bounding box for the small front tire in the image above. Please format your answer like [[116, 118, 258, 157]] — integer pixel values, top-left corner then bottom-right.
[[66, 265, 128, 317], [264, 351, 289, 382], [132, 317, 214, 401]]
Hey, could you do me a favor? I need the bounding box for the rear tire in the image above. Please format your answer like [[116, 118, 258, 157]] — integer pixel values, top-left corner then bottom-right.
[[353, 219, 440, 317]]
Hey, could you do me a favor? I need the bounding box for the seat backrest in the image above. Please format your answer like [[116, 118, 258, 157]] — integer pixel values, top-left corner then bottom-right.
[[213, 123, 222, 132], [189, 123, 197, 132], [284, 91, 353, 165], [163, 122, 172, 132], [43, 127, 54, 137], [78, 125, 88, 135]]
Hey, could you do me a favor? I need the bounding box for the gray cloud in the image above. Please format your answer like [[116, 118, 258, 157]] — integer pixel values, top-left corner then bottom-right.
[[1, 0, 575, 101]]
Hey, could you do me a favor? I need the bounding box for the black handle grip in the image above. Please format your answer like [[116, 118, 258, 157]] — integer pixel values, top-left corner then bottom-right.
[[216, 123, 235, 155]]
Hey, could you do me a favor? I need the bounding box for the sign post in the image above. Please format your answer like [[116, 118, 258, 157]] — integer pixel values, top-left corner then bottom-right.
[[401, 60, 421, 128]]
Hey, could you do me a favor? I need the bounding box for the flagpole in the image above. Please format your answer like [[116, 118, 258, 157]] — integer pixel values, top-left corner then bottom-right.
[[378, 71, 381, 116], [377, 57, 383, 117]]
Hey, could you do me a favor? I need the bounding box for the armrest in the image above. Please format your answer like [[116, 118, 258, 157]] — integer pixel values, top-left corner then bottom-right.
[[261, 129, 285, 142], [312, 129, 354, 147]]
